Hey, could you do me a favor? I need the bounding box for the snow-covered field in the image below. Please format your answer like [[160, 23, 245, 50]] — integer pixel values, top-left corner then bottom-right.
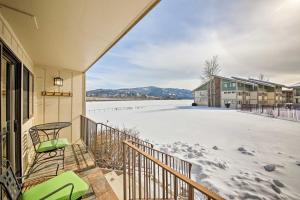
[[87, 100, 300, 200]]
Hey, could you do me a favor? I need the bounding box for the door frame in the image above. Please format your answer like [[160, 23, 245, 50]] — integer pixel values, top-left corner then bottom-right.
[[0, 40, 22, 176]]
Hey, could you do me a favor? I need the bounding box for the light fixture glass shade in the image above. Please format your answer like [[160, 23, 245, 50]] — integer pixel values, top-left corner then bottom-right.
[[54, 77, 63, 86]]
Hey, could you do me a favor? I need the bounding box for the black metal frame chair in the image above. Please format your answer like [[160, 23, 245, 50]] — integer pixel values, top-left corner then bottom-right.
[[0, 160, 60, 200], [28, 127, 66, 174], [0, 160, 86, 200]]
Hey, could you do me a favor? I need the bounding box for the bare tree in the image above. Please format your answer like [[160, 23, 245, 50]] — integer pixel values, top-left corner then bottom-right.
[[200, 55, 221, 106], [201, 55, 221, 81]]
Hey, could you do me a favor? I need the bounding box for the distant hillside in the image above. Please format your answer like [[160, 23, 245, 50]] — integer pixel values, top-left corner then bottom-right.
[[86, 86, 193, 100]]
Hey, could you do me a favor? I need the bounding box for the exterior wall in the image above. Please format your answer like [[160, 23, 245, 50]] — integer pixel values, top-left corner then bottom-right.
[[193, 77, 222, 107], [221, 79, 237, 108], [0, 14, 34, 174], [294, 88, 300, 104], [257, 86, 267, 105], [0, 13, 85, 174], [282, 91, 293, 104], [267, 92, 275, 105], [250, 91, 258, 105], [221, 91, 237, 108], [214, 78, 221, 107], [194, 90, 208, 106], [34, 66, 85, 143]]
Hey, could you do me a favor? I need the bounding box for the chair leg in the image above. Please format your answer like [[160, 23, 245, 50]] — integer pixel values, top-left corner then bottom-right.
[[62, 147, 65, 169], [28, 153, 39, 174]]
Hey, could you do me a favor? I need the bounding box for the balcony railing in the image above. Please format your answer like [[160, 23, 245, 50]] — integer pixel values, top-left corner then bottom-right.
[[80, 115, 223, 200], [130, 141, 192, 179], [80, 115, 152, 169], [123, 141, 224, 200], [80, 115, 192, 175]]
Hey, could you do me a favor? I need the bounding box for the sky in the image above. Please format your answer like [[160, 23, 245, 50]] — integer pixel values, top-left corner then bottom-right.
[[86, 0, 300, 91]]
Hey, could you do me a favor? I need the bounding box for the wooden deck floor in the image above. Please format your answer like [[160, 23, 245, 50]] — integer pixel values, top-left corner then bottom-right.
[[24, 143, 119, 200]]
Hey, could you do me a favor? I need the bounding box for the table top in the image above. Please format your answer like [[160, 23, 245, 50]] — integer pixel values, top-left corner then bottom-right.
[[33, 122, 72, 131]]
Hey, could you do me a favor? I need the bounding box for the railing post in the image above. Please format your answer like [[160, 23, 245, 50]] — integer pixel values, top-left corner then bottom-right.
[[188, 185, 194, 200], [165, 154, 169, 199], [188, 163, 192, 179], [123, 142, 127, 200], [138, 153, 142, 199], [174, 177, 178, 200]]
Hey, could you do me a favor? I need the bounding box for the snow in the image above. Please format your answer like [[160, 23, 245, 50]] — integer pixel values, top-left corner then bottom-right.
[[87, 100, 300, 200]]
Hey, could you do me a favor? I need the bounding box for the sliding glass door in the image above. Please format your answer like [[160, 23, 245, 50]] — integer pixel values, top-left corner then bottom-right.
[[0, 42, 22, 177]]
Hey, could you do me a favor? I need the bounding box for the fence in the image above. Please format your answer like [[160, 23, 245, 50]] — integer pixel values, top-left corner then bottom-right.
[[241, 104, 300, 121]]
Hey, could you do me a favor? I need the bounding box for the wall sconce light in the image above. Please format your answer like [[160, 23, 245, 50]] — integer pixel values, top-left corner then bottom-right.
[[54, 77, 63, 86]]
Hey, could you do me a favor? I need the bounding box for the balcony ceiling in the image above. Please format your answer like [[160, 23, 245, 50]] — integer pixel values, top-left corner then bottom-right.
[[0, 0, 159, 72]]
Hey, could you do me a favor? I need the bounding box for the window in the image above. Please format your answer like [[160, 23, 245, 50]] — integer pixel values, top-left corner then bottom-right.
[[23, 66, 34, 122], [232, 83, 236, 87], [224, 83, 227, 88]]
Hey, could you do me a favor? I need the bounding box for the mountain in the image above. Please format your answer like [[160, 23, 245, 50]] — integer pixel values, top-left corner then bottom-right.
[[86, 86, 193, 100]]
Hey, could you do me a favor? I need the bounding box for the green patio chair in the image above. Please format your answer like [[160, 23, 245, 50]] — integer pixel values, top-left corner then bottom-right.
[[29, 127, 69, 172], [0, 160, 89, 200]]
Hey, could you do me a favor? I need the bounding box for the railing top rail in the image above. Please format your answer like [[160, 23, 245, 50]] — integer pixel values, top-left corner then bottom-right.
[[81, 115, 153, 146], [130, 140, 192, 166], [124, 140, 224, 200], [81, 115, 98, 124]]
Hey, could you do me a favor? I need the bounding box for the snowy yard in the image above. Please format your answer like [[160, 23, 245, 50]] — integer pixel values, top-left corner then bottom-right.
[[87, 100, 300, 200]]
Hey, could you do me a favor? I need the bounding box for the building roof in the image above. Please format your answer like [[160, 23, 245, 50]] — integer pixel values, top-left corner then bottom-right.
[[289, 82, 300, 88], [248, 78, 286, 87], [193, 80, 209, 92], [231, 76, 258, 86], [0, 0, 159, 72], [237, 78, 274, 87]]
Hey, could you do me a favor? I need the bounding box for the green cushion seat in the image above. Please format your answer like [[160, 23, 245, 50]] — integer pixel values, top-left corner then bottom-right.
[[21, 171, 89, 200], [37, 138, 69, 153]]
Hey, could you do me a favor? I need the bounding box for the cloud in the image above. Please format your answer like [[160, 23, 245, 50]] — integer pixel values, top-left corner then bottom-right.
[[87, 0, 300, 90]]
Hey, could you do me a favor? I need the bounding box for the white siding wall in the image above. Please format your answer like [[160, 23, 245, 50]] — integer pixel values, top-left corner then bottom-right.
[[221, 91, 237, 108], [250, 91, 258, 104], [194, 90, 208, 106], [0, 13, 34, 173], [34, 66, 85, 143]]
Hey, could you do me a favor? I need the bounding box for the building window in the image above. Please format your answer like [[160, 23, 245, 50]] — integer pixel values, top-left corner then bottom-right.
[[232, 83, 236, 87], [224, 83, 227, 88], [23, 66, 34, 122]]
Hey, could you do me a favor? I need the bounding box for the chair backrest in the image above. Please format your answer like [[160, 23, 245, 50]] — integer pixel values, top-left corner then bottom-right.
[[0, 160, 22, 200], [29, 127, 41, 151]]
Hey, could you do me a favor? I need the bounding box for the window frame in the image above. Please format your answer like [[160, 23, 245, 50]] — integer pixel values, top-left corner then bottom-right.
[[23, 65, 34, 123]]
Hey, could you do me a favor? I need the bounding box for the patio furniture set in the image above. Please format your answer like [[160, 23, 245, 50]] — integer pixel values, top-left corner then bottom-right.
[[0, 122, 90, 200]]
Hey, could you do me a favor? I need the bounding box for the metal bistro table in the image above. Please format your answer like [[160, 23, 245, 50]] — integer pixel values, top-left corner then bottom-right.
[[32, 122, 72, 140]]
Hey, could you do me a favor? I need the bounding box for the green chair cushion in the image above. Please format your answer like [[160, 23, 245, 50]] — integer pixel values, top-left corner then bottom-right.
[[21, 171, 89, 200], [37, 138, 69, 153]]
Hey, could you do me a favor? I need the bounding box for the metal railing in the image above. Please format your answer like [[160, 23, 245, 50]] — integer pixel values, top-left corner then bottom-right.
[[131, 141, 192, 179], [241, 104, 300, 121], [123, 141, 224, 200], [80, 116, 191, 176], [80, 115, 152, 169]]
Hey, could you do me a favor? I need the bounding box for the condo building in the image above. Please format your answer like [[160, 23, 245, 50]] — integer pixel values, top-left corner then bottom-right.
[[193, 75, 298, 109], [291, 82, 300, 106]]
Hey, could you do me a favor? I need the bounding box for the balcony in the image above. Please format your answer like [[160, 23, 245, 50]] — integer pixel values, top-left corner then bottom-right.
[[23, 116, 224, 200]]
